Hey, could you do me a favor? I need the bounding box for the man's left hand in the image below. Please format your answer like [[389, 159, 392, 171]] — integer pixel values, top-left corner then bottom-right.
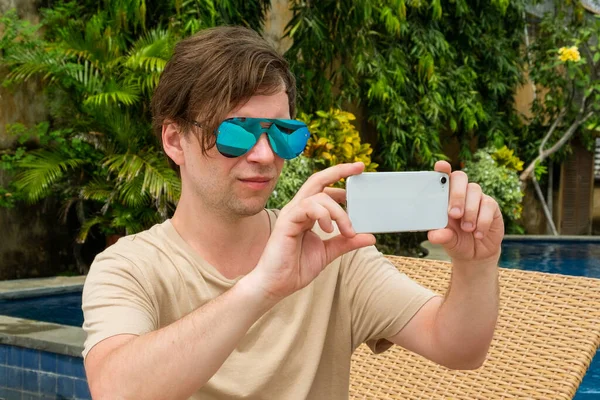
[[428, 161, 504, 265]]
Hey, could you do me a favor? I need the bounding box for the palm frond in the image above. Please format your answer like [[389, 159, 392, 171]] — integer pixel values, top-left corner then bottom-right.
[[80, 179, 113, 202], [77, 215, 107, 243], [126, 29, 172, 67], [103, 151, 180, 203], [83, 79, 141, 107], [124, 29, 173, 92], [141, 155, 181, 204], [117, 175, 151, 208], [54, 13, 122, 64], [14, 150, 85, 203], [67, 60, 103, 93], [5, 47, 65, 84], [109, 205, 162, 235]]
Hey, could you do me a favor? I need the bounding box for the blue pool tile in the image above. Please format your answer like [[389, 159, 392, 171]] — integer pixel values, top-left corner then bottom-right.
[[40, 352, 56, 373], [6, 366, 22, 389], [56, 354, 74, 376], [7, 346, 22, 367], [0, 344, 8, 365], [57, 376, 74, 398], [22, 369, 39, 392], [71, 358, 86, 379], [0, 365, 8, 386], [74, 378, 92, 399], [39, 372, 57, 394], [22, 392, 41, 400], [22, 348, 41, 370], [0, 387, 22, 400]]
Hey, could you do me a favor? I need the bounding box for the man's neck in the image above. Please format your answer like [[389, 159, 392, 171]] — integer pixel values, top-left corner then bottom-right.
[[170, 198, 271, 280]]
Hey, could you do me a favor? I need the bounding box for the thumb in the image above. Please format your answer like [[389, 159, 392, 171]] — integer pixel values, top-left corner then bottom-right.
[[428, 228, 457, 247], [324, 234, 376, 264]]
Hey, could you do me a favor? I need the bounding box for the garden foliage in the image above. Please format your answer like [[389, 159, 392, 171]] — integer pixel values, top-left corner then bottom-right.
[[463, 146, 524, 233], [301, 109, 378, 174], [0, 0, 270, 242], [286, 0, 527, 171], [519, 2, 600, 176], [1, 0, 557, 254]]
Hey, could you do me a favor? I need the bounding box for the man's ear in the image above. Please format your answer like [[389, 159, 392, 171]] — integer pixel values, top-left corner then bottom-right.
[[162, 123, 185, 166]]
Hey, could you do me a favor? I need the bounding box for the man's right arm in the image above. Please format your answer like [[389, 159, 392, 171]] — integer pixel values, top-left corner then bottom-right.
[[85, 163, 375, 399], [85, 272, 277, 400]]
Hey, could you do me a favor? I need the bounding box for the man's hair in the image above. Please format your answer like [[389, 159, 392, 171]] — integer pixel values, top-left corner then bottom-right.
[[151, 26, 296, 168]]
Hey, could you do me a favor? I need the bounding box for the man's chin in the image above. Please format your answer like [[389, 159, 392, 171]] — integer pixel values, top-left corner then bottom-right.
[[229, 197, 270, 217]]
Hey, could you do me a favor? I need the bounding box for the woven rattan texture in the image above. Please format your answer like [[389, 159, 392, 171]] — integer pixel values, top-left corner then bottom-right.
[[349, 256, 600, 400]]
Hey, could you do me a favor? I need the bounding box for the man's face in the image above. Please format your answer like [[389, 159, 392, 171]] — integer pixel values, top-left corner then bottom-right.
[[179, 90, 289, 217]]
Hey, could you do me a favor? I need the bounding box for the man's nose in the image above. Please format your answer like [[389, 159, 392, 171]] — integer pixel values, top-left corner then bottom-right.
[[245, 133, 276, 163]]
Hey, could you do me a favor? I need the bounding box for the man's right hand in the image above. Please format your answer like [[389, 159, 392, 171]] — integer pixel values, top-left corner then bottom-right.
[[247, 162, 376, 302]]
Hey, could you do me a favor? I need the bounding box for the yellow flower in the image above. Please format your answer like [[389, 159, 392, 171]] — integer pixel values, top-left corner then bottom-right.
[[558, 46, 581, 62]]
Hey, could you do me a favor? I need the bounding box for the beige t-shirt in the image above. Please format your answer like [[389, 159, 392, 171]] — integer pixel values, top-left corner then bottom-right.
[[82, 209, 437, 399]]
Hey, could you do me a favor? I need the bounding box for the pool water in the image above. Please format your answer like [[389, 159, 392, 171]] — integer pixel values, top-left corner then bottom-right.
[[499, 240, 600, 400], [499, 240, 600, 278], [0, 292, 83, 327]]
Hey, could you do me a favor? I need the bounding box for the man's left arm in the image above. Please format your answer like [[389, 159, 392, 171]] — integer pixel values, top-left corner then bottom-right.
[[388, 161, 503, 370]]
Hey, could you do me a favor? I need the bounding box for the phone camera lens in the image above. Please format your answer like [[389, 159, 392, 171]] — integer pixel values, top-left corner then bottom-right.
[[440, 176, 447, 185]]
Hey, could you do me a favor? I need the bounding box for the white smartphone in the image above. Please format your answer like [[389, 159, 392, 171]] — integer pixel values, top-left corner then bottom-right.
[[346, 171, 449, 233]]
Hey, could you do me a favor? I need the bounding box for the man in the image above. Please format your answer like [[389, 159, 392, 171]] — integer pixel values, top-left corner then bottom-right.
[[82, 26, 503, 400]]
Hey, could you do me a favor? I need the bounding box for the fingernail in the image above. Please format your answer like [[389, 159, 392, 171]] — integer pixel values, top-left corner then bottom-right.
[[475, 231, 484, 239], [462, 222, 473, 230], [450, 207, 461, 216]]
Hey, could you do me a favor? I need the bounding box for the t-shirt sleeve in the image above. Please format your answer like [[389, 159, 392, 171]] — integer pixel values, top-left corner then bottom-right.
[[341, 245, 440, 354], [82, 249, 157, 359]]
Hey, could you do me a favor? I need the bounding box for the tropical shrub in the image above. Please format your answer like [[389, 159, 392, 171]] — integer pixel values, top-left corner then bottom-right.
[[0, 0, 270, 249], [0, 8, 179, 244], [301, 109, 378, 173], [518, 3, 600, 182], [462, 147, 524, 233], [286, 0, 527, 171]]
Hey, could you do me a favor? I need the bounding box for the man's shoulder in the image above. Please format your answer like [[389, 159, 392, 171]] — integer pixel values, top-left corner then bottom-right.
[[92, 220, 173, 268]]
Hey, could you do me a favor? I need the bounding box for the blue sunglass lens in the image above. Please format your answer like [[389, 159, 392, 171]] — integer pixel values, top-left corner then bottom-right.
[[215, 118, 310, 159], [268, 123, 310, 159], [216, 121, 257, 157]]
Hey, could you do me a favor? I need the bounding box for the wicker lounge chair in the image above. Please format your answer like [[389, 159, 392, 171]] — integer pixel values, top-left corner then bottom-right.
[[349, 256, 600, 399]]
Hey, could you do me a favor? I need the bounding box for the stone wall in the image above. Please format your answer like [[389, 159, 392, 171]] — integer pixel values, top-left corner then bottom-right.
[[0, 1, 75, 280]]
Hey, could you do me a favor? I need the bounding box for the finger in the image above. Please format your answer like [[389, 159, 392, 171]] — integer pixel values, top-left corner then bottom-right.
[[295, 162, 365, 200], [434, 160, 452, 175], [461, 183, 482, 232], [323, 233, 376, 265], [474, 195, 501, 239], [312, 192, 355, 237], [448, 171, 468, 219], [288, 198, 333, 233], [323, 187, 347, 205], [428, 228, 457, 248]]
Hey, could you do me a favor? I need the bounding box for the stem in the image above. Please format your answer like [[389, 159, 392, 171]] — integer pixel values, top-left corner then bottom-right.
[[532, 174, 558, 236], [523, 12, 537, 102], [520, 107, 566, 181], [520, 97, 593, 182]]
